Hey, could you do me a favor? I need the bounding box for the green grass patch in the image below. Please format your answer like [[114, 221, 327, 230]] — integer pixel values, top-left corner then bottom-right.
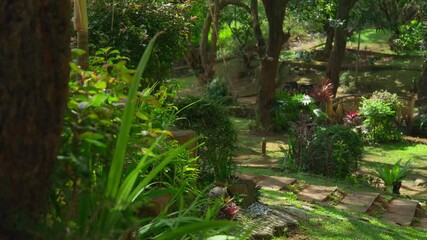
[[262, 191, 427, 240], [363, 141, 427, 178]]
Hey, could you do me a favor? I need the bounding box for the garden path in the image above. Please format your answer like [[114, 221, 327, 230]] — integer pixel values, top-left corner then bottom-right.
[[236, 173, 427, 232]]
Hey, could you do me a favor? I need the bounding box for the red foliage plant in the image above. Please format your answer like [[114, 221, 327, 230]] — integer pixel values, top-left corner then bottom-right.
[[310, 77, 334, 104]]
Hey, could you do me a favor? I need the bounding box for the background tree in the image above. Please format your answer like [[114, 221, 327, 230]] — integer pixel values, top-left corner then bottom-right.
[[288, 0, 337, 58], [0, 1, 71, 237], [251, 0, 291, 128], [373, 0, 423, 50], [74, 0, 89, 70], [88, 0, 191, 82], [199, 0, 251, 85], [326, 0, 358, 96]]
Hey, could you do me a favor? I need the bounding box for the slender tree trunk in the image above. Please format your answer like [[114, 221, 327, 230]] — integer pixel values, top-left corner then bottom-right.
[[74, 0, 89, 70], [199, 0, 219, 85], [258, 0, 290, 129], [198, 0, 251, 85], [326, 0, 358, 96], [0, 1, 71, 237], [419, 62, 427, 99], [324, 25, 335, 57]]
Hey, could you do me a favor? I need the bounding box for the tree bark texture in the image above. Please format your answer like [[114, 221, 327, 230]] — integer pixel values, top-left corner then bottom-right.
[[324, 25, 334, 57], [326, 0, 358, 96], [258, 0, 290, 129], [0, 1, 71, 237]]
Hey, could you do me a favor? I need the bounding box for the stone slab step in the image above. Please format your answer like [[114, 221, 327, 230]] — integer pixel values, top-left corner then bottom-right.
[[246, 205, 298, 240], [236, 173, 266, 184], [257, 176, 297, 191], [297, 185, 337, 203], [336, 192, 379, 213], [382, 199, 419, 226]]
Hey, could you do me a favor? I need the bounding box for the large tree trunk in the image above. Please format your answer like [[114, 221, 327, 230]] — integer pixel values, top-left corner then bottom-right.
[[0, 1, 71, 237], [419, 63, 427, 99], [258, 0, 290, 129], [326, 0, 358, 96]]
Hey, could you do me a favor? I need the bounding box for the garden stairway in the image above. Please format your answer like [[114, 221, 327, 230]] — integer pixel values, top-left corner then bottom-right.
[[237, 173, 427, 231]]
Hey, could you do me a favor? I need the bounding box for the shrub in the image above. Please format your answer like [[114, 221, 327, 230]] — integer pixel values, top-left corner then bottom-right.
[[88, 1, 192, 81], [280, 122, 363, 178], [204, 77, 233, 105], [309, 125, 363, 178], [278, 114, 314, 172], [273, 92, 317, 131], [174, 97, 238, 181], [359, 90, 402, 143]]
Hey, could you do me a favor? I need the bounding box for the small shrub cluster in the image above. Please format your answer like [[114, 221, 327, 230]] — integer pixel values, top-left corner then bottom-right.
[[204, 77, 234, 105], [174, 97, 238, 181], [359, 90, 403, 143], [280, 118, 363, 179], [310, 125, 363, 178]]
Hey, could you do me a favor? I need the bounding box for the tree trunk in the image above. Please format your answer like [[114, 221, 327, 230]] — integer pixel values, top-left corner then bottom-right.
[[74, 0, 89, 70], [0, 1, 71, 237], [326, 0, 358, 96], [324, 25, 335, 57], [419, 62, 427, 99], [258, 0, 290, 129], [199, 0, 251, 85], [199, 0, 219, 85]]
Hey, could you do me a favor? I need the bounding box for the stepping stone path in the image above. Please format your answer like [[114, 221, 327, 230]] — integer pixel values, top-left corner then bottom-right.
[[256, 176, 297, 191], [337, 192, 380, 213], [297, 185, 337, 203], [382, 199, 419, 226], [236, 173, 427, 239]]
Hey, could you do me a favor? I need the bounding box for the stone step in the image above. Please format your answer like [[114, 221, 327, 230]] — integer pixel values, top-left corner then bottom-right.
[[236, 173, 266, 184], [336, 192, 380, 213], [245, 205, 298, 240], [256, 176, 297, 191], [297, 185, 337, 203], [382, 199, 419, 226]]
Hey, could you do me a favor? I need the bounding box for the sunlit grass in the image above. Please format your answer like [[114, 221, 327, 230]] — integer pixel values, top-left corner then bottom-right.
[[263, 191, 427, 240]]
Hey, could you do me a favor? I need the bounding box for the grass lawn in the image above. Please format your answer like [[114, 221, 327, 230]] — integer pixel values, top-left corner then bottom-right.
[[260, 190, 427, 240], [347, 28, 393, 54]]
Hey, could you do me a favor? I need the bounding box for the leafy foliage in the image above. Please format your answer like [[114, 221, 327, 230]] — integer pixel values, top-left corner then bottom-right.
[[310, 125, 363, 178], [204, 77, 233, 105], [280, 121, 363, 179], [375, 159, 411, 194], [272, 92, 317, 131], [49, 37, 239, 239], [175, 97, 238, 181], [359, 90, 403, 143], [88, 0, 192, 80]]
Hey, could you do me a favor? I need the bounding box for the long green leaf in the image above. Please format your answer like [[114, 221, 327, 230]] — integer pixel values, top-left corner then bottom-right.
[[105, 33, 160, 198], [127, 138, 198, 203]]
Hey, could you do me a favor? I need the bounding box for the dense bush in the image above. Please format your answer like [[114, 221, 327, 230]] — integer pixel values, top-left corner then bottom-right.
[[204, 77, 234, 105], [88, 0, 192, 81], [174, 97, 238, 181], [273, 92, 317, 131], [309, 125, 363, 178], [359, 90, 402, 143], [280, 122, 362, 178]]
